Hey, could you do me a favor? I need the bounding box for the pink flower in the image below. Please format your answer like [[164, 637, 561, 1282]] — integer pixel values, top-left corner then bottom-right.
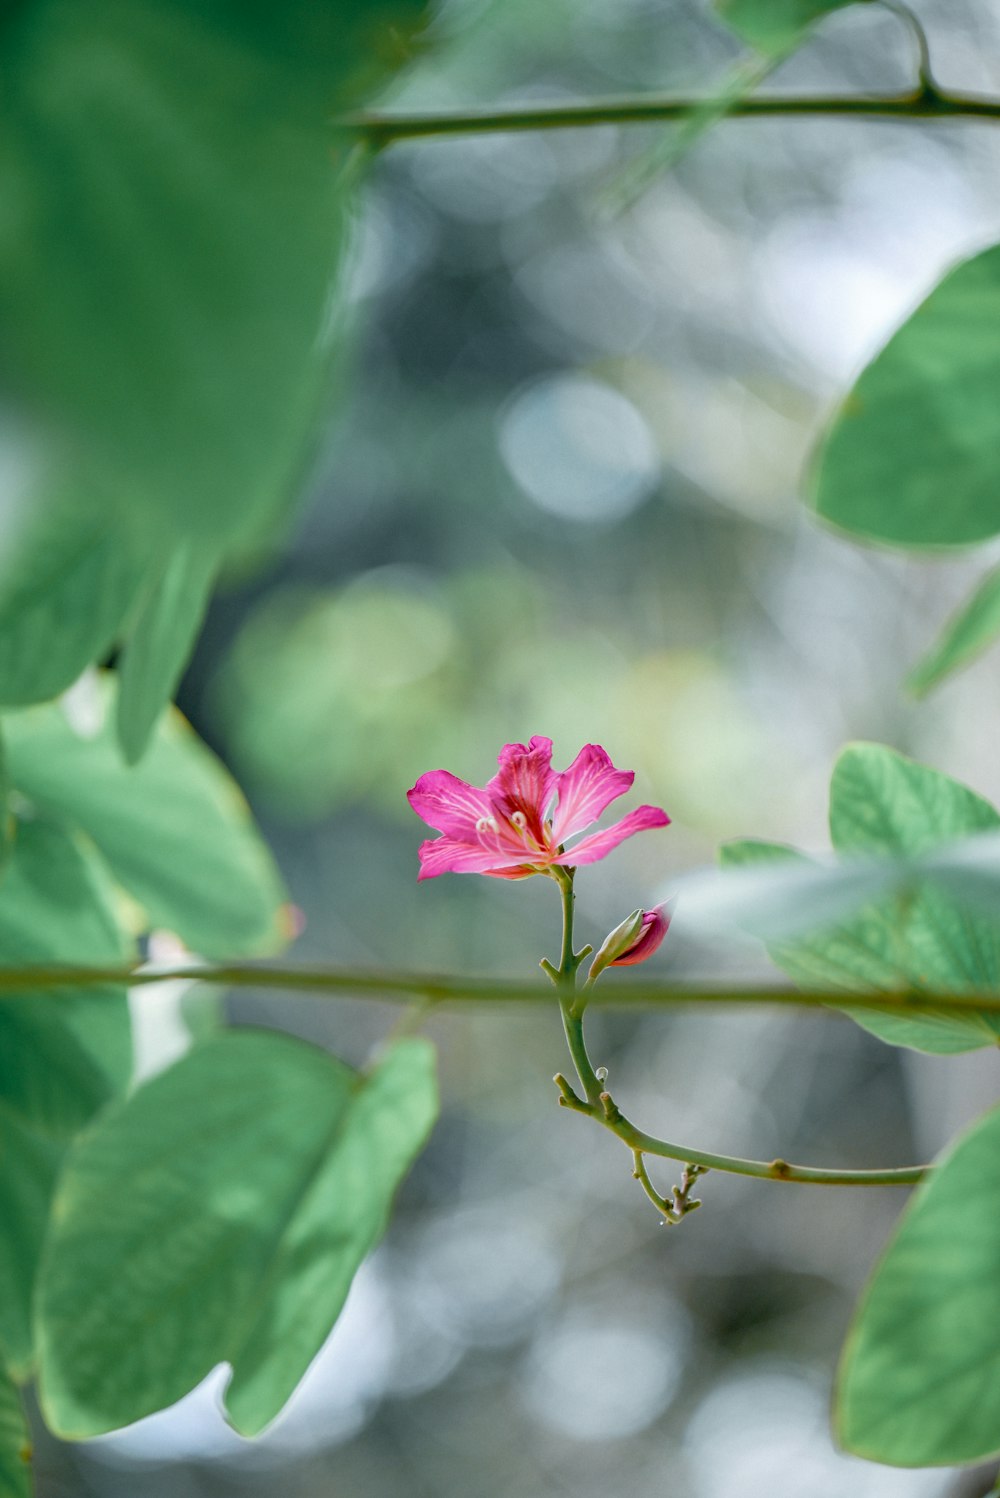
[[607, 904, 671, 967], [408, 736, 669, 881]]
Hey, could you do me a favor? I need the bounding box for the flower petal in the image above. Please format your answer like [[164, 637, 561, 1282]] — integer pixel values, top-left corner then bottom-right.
[[555, 804, 670, 867], [416, 835, 531, 881], [550, 744, 634, 844], [609, 903, 671, 966], [487, 736, 557, 837], [407, 769, 493, 836]]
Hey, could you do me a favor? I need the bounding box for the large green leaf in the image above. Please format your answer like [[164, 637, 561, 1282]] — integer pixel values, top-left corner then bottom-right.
[[0, 0, 427, 553], [37, 1030, 438, 1439], [907, 566, 1000, 697], [813, 242, 1000, 545], [720, 743, 1000, 1053], [0, 1112, 61, 1380], [0, 501, 151, 708], [837, 1102, 1000, 1466], [0, 816, 133, 1113], [6, 682, 288, 957], [0, 731, 12, 879], [0, 0, 428, 730], [715, 0, 868, 53], [0, 816, 133, 1378], [115, 541, 219, 765], [0, 1368, 31, 1498]]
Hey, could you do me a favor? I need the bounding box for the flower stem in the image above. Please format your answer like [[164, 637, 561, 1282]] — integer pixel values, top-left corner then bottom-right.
[[547, 875, 927, 1190], [556, 1077, 926, 1187], [551, 868, 603, 1106]]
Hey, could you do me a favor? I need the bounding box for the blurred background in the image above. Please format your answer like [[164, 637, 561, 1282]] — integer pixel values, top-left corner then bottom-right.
[[33, 0, 1000, 1492]]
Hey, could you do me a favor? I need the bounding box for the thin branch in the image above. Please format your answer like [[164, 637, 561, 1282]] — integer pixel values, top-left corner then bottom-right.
[[343, 87, 1000, 147], [5, 963, 1000, 1022], [557, 1082, 927, 1188]]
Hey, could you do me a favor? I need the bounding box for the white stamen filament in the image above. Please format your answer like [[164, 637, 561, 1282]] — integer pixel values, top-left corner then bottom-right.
[[475, 815, 498, 835], [510, 811, 528, 830]]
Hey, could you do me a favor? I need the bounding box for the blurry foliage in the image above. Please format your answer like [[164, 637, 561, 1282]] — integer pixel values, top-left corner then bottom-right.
[[37, 1033, 437, 1442], [0, 0, 430, 756], [217, 565, 784, 839], [716, 0, 871, 55], [5, 0, 1000, 1493], [723, 745, 1000, 1054], [838, 1101, 1000, 1467]]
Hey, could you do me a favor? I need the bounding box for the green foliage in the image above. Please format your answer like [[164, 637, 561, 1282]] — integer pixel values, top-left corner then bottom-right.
[[0, 733, 12, 879], [715, 0, 868, 54], [721, 743, 1000, 1053], [0, 1115, 61, 1382], [0, 817, 133, 1378], [837, 1103, 1000, 1466], [907, 566, 1000, 697], [115, 542, 219, 765], [814, 243, 1000, 545], [0, 1370, 31, 1498], [0, 502, 151, 710], [36, 1031, 438, 1439], [0, 0, 429, 753], [6, 682, 288, 957], [0, 817, 133, 1113]]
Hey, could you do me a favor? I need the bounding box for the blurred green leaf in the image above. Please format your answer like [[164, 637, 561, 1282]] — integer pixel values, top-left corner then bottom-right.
[[0, 816, 132, 1377], [219, 576, 462, 819], [0, 0, 429, 730], [115, 542, 219, 765], [0, 732, 12, 879], [37, 1031, 438, 1439], [0, 502, 150, 708], [0, 0, 427, 551], [6, 680, 288, 957], [838, 1102, 1000, 1465], [0, 1366, 31, 1496], [814, 242, 1000, 545], [0, 816, 133, 1111], [907, 566, 1000, 697], [721, 743, 1000, 1052], [0, 1111, 60, 1380], [715, 0, 869, 53]]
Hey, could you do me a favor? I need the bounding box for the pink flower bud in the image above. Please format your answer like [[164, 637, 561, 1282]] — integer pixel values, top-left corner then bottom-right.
[[608, 903, 671, 967]]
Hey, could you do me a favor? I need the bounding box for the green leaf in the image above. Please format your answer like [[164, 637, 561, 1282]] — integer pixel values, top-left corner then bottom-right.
[[720, 743, 1000, 1053], [0, 816, 133, 1377], [37, 1030, 438, 1439], [907, 566, 1000, 697], [6, 681, 288, 957], [715, 0, 868, 54], [0, 816, 133, 1116], [0, 501, 150, 708], [0, 0, 426, 553], [0, 1111, 61, 1380], [837, 1102, 1000, 1466], [814, 242, 1000, 545], [115, 541, 219, 765], [0, 1367, 31, 1498], [0, 731, 13, 880]]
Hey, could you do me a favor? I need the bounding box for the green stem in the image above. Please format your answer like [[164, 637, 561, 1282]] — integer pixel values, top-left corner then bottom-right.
[[343, 87, 1000, 147], [552, 869, 603, 1107], [557, 1085, 926, 1187], [549, 881, 928, 1189], [3, 964, 1000, 1019]]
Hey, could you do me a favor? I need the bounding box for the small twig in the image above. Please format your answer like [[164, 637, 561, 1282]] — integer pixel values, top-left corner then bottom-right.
[[631, 1152, 706, 1224], [552, 1075, 927, 1188]]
